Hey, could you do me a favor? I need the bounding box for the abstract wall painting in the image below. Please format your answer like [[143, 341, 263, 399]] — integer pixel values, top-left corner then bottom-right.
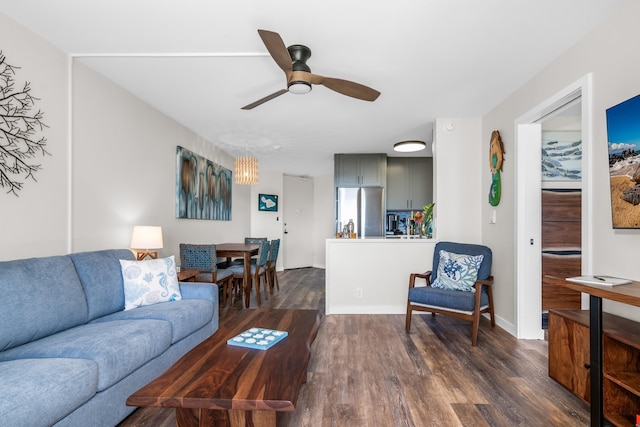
[[541, 131, 582, 182], [606, 93, 640, 228], [176, 146, 232, 220]]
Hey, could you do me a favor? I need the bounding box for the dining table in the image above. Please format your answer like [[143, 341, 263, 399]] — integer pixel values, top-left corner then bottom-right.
[[216, 243, 260, 308]]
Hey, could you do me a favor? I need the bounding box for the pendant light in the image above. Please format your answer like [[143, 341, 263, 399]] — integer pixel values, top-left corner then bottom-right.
[[234, 144, 259, 185]]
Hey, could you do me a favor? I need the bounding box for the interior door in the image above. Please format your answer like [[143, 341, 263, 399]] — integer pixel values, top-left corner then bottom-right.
[[516, 123, 544, 340], [283, 176, 314, 269]]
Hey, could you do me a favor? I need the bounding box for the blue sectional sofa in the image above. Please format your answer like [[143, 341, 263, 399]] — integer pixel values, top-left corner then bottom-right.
[[0, 249, 219, 427]]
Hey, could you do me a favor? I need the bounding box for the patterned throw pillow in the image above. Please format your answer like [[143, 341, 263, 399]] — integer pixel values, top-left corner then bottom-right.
[[431, 250, 484, 292], [120, 256, 181, 311]]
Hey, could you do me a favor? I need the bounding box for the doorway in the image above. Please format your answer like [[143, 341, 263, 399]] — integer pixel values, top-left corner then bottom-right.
[[540, 100, 583, 328], [515, 74, 593, 339], [282, 175, 314, 269]]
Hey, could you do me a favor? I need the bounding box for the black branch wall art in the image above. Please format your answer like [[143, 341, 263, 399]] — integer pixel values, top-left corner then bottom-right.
[[0, 51, 49, 197]]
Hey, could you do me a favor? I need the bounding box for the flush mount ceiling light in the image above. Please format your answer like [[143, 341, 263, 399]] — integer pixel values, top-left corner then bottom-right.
[[393, 140, 426, 153], [234, 144, 259, 185]]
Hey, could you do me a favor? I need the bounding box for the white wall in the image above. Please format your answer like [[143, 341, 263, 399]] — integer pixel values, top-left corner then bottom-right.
[[483, 0, 640, 323], [0, 14, 252, 261], [313, 174, 334, 268], [0, 14, 71, 259], [434, 118, 483, 244]]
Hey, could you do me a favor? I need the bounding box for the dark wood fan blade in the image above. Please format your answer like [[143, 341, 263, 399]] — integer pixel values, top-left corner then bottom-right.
[[309, 74, 380, 101], [241, 89, 288, 110], [258, 29, 292, 74]]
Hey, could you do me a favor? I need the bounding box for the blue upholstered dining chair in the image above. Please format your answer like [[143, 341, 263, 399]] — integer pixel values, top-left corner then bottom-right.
[[229, 240, 270, 307], [267, 239, 280, 293], [231, 237, 267, 266], [179, 244, 234, 307], [405, 241, 494, 346]]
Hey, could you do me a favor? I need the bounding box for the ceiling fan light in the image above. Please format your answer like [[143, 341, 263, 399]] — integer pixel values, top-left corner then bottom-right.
[[393, 140, 427, 153], [288, 81, 312, 95]]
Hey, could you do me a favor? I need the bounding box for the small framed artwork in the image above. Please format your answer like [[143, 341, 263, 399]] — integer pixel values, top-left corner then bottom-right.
[[258, 194, 278, 212], [541, 130, 582, 183]]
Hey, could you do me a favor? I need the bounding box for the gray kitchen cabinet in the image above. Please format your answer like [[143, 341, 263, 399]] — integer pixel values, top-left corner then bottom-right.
[[334, 154, 387, 187], [386, 157, 433, 210]]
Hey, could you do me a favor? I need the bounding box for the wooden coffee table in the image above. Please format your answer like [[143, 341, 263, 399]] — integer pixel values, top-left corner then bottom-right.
[[127, 309, 322, 427]]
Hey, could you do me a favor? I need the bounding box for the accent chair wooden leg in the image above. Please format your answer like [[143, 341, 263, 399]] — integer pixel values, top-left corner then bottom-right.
[[471, 311, 481, 346], [405, 303, 413, 331]]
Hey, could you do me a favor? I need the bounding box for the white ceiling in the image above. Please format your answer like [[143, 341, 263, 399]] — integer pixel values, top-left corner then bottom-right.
[[0, 1, 623, 176]]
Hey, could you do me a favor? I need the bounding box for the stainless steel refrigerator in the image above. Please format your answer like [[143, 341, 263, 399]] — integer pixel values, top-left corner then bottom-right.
[[336, 187, 385, 237]]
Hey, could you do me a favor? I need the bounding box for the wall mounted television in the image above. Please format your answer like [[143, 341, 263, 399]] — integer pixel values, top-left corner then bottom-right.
[[606, 93, 640, 228]]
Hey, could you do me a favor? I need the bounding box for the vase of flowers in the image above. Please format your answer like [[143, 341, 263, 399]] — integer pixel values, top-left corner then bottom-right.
[[414, 211, 424, 236]]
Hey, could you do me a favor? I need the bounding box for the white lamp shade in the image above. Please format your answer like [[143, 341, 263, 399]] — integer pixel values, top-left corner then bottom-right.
[[130, 226, 163, 249]]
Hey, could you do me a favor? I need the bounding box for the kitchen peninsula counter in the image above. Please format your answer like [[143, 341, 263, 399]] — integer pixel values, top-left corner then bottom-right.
[[326, 237, 436, 314]]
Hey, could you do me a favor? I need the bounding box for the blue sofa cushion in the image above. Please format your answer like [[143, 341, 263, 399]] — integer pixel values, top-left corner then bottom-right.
[[0, 358, 98, 427], [69, 249, 135, 321], [0, 255, 89, 351], [409, 286, 489, 313], [91, 299, 214, 344], [0, 320, 171, 391]]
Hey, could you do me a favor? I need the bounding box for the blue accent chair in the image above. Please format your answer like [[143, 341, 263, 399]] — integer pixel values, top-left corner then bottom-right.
[[405, 241, 495, 346]]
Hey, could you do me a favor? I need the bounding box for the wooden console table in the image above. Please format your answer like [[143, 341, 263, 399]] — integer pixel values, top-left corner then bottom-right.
[[545, 275, 640, 427]]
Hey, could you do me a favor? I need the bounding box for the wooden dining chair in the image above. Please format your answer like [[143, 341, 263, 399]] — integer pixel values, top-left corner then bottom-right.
[[179, 244, 234, 306], [267, 239, 280, 293], [229, 240, 270, 307], [230, 237, 267, 266]]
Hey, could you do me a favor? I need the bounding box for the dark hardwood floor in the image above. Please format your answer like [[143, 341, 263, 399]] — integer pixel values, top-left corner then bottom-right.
[[119, 268, 591, 427]]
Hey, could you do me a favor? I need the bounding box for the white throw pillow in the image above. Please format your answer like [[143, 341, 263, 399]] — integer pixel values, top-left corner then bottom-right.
[[431, 250, 484, 292], [120, 256, 181, 311]]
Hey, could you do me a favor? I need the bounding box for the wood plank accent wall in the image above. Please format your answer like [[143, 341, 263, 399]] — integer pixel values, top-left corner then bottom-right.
[[541, 189, 582, 311]]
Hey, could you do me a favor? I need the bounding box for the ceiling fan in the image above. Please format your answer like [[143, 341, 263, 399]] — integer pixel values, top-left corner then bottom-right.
[[241, 29, 381, 110]]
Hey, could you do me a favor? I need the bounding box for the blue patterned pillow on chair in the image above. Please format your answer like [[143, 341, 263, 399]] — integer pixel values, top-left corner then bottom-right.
[[431, 250, 484, 292], [180, 244, 215, 272]]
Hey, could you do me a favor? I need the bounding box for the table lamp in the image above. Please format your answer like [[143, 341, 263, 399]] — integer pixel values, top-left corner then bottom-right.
[[130, 226, 163, 260]]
